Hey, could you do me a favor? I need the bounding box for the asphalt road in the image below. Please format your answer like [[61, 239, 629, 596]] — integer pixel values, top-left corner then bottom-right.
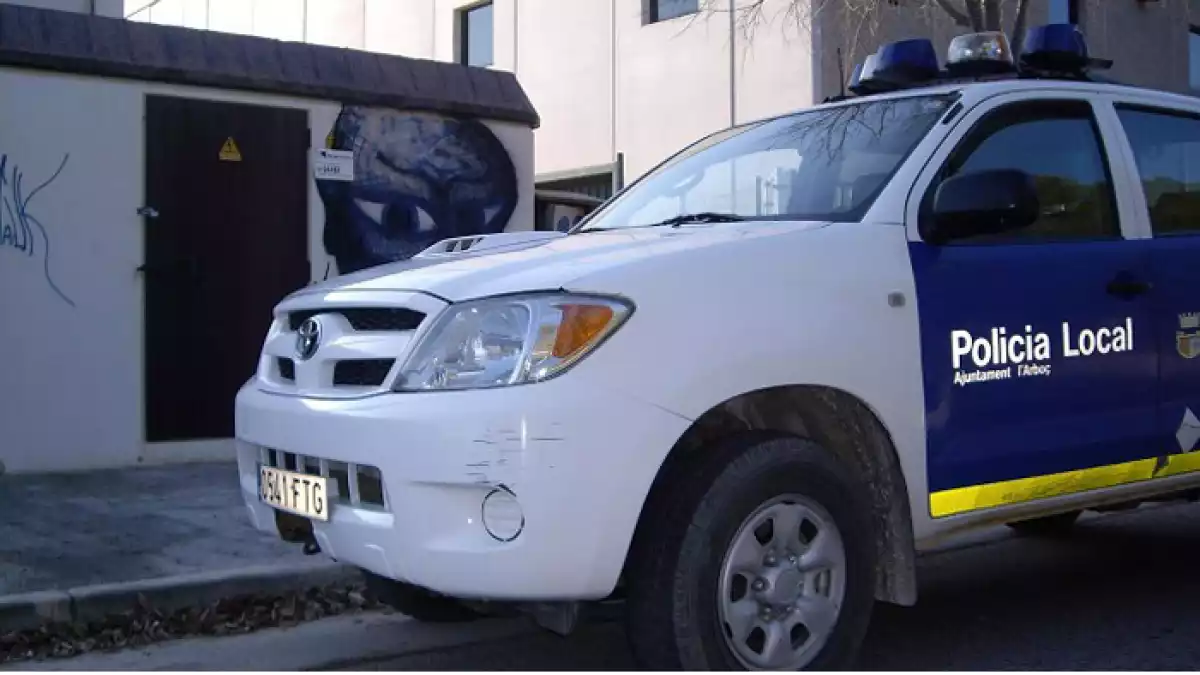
[[346, 501, 1200, 671], [22, 500, 1200, 671]]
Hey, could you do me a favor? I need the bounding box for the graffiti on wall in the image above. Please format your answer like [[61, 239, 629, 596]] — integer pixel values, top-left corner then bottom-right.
[[0, 153, 74, 307], [316, 107, 519, 275]]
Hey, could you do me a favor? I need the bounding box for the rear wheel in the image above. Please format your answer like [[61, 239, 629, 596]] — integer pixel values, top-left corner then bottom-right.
[[625, 435, 877, 670]]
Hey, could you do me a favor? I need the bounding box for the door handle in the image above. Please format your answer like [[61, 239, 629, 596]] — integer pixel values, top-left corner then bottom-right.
[[136, 259, 199, 278], [1106, 272, 1152, 300]]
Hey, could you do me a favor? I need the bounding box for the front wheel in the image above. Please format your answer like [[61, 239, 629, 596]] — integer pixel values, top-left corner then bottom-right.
[[625, 435, 877, 670]]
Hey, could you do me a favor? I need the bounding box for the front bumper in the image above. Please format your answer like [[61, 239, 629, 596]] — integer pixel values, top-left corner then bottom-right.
[[235, 379, 690, 601]]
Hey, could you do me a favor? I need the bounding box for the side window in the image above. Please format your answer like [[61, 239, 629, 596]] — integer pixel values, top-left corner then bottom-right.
[[1115, 105, 1200, 237], [924, 99, 1120, 242]]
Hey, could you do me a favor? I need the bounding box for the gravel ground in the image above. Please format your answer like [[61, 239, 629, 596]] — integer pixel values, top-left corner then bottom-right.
[[0, 582, 383, 664]]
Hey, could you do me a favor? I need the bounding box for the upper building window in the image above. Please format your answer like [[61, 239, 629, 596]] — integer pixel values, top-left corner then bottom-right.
[[1047, 0, 1078, 24], [647, 0, 699, 24], [459, 2, 494, 68]]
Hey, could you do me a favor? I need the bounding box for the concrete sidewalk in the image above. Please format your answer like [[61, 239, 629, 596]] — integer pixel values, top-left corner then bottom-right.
[[0, 462, 356, 632]]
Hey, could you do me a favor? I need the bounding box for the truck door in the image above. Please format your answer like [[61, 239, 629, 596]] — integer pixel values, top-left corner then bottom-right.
[[906, 96, 1159, 519], [1111, 103, 1200, 474]]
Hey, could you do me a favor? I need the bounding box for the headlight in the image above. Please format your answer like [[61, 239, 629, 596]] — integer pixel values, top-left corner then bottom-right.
[[394, 293, 633, 392]]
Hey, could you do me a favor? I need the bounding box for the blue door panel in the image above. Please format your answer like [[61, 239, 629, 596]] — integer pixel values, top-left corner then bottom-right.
[[911, 239, 1160, 494], [1109, 104, 1200, 462], [1152, 237, 1200, 454]]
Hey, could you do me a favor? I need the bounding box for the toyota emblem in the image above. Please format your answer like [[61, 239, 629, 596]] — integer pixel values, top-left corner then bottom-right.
[[295, 317, 322, 361]]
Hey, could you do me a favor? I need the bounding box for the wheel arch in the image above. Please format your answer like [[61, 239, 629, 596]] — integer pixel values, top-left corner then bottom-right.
[[624, 384, 918, 606]]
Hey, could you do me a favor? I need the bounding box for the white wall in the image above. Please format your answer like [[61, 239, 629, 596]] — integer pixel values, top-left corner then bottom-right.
[[515, 0, 614, 177], [731, 0, 817, 125], [365, 0, 434, 57], [0, 66, 533, 474]]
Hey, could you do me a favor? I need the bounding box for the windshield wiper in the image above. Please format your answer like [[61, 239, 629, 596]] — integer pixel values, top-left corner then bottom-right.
[[572, 211, 747, 234], [650, 212, 747, 227]]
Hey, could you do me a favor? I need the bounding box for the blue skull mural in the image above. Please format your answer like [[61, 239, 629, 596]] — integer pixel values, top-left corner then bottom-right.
[[317, 107, 519, 274]]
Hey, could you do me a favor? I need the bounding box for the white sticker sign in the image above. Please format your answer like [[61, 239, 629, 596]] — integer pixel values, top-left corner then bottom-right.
[[313, 148, 354, 182], [948, 317, 1134, 387]]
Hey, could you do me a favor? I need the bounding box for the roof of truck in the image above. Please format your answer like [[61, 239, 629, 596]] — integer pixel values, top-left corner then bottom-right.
[[843, 75, 1200, 107], [0, 3, 541, 128]]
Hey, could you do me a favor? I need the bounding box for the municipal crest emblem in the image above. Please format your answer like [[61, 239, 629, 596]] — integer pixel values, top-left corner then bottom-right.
[[1178, 313, 1200, 360]]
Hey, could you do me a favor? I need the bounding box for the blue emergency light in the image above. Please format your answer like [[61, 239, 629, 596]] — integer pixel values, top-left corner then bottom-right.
[[1018, 22, 1109, 73], [848, 38, 938, 93], [874, 38, 940, 82]]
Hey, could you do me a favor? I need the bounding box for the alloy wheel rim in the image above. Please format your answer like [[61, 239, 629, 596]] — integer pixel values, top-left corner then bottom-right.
[[716, 494, 847, 670]]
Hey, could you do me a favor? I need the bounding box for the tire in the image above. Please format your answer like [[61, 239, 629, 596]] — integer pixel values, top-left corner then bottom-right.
[[625, 434, 878, 671], [362, 571, 483, 623], [1006, 510, 1082, 536]]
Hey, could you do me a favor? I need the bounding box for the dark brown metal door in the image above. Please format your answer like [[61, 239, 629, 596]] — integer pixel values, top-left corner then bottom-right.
[[144, 95, 309, 443]]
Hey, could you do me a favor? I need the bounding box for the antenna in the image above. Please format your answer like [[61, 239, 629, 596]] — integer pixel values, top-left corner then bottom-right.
[[837, 47, 846, 98]]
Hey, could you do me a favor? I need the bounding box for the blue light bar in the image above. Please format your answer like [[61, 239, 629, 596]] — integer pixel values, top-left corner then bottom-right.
[[873, 38, 940, 84], [1019, 23, 1090, 71]]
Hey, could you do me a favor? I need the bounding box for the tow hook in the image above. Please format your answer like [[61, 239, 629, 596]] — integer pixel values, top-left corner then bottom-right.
[[275, 510, 321, 555]]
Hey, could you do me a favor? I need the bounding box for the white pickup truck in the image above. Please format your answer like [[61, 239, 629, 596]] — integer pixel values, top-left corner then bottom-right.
[[236, 25, 1200, 670]]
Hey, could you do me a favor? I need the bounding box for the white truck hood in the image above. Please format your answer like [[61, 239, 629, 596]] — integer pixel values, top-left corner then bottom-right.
[[290, 221, 833, 303]]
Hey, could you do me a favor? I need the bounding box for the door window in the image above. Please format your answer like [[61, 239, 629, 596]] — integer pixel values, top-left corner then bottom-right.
[[1114, 105, 1200, 237], [923, 99, 1120, 242]]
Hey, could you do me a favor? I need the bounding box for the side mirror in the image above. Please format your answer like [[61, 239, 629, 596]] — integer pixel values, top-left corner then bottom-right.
[[921, 168, 1040, 244]]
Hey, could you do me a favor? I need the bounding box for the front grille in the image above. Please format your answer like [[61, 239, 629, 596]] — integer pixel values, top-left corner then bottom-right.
[[333, 359, 395, 386], [288, 308, 424, 332], [262, 449, 386, 508], [277, 358, 295, 381]]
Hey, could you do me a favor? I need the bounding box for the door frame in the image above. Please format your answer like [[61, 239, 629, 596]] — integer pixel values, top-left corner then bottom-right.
[[902, 89, 1151, 245]]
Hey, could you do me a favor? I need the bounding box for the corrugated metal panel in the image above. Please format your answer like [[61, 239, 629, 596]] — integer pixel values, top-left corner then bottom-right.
[[538, 173, 614, 201]]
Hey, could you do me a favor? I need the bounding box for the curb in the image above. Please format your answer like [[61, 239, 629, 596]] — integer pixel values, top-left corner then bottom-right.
[[0, 561, 361, 634]]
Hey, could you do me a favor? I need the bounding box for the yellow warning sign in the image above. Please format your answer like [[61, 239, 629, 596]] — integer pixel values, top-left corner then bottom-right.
[[325, 132, 335, 149], [218, 137, 242, 162]]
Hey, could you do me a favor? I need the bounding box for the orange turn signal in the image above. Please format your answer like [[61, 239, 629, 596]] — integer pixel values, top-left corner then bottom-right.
[[552, 304, 615, 358]]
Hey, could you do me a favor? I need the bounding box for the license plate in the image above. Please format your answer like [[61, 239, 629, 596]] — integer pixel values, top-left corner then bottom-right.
[[259, 466, 330, 521]]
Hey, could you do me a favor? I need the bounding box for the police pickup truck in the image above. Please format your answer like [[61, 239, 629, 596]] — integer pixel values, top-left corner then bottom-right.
[[235, 24, 1200, 671]]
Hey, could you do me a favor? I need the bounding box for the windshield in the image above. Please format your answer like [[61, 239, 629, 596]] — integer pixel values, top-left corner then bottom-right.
[[575, 93, 956, 232]]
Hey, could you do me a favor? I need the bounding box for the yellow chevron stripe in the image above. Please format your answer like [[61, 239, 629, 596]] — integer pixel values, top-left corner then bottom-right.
[[929, 450, 1200, 518]]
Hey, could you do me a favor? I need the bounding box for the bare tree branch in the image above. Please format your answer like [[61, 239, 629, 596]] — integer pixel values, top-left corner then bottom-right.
[[983, 0, 1002, 30], [962, 0, 984, 29], [931, 0, 970, 27], [1009, 0, 1033, 56], [687, 0, 1101, 101]]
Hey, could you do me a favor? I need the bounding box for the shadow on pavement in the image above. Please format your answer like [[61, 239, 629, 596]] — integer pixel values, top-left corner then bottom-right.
[[347, 503, 1200, 671]]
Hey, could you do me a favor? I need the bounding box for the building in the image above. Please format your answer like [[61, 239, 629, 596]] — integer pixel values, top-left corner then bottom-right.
[[125, 0, 1200, 198], [0, 2, 537, 473], [0, 0, 121, 16]]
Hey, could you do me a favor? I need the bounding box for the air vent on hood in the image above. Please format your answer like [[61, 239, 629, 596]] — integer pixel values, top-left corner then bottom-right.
[[414, 231, 567, 259]]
